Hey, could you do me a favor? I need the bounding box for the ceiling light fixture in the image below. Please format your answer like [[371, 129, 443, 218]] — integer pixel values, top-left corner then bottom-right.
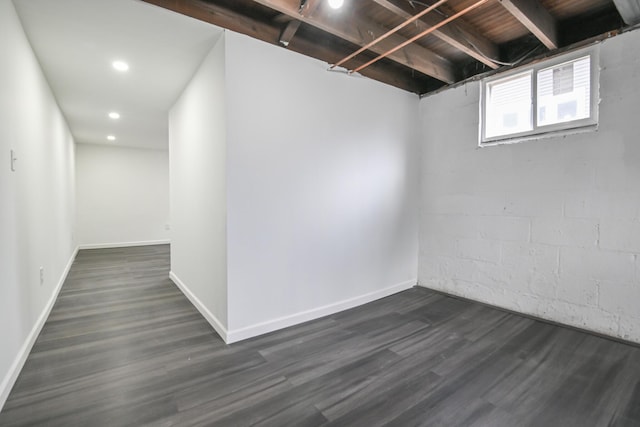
[[107, 135, 116, 141], [108, 112, 120, 119], [112, 60, 129, 72], [328, 0, 344, 9]]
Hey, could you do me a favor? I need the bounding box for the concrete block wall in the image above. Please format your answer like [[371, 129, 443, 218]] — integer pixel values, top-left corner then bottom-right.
[[418, 29, 640, 343]]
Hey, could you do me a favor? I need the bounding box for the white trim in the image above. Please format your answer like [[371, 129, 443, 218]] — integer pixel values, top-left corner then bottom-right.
[[225, 280, 416, 344], [0, 246, 79, 411], [78, 239, 170, 250], [479, 123, 598, 147], [169, 271, 228, 342]]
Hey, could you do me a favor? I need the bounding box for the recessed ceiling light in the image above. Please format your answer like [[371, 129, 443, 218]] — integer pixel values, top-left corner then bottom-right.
[[328, 0, 344, 9], [108, 112, 120, 119], [107, 135, 116, 141], [112, 61, 129, 72]]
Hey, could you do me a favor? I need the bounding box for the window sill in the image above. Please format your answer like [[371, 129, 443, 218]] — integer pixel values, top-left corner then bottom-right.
[[479, 123, 598, 148]]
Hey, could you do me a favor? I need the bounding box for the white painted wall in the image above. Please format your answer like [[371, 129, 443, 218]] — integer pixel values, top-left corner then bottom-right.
[[75, 143, 170, 248], [169, 33, 228, 332], [418, 30, 640, 343], [0, 0, 76, 407], [168, 30, 419, 342], [224, 32, 419, 340]]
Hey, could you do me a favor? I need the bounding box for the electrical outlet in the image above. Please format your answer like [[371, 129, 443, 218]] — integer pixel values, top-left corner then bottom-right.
[[39, 267, 44, 285]]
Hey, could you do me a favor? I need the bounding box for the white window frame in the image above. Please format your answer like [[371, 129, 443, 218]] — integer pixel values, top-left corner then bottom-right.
[[480, 46, 599, 145]]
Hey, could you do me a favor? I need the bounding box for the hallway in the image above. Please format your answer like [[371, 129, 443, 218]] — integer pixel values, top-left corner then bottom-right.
[[1, 245, 639, 426]]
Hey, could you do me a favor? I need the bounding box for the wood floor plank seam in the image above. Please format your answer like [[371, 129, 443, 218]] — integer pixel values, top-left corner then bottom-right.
[[1, 244, 639, 426]]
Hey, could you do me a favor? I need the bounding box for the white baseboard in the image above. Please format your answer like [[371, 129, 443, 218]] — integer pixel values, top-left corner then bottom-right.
[[225, 279, 416, 344], [169, 271, 228, 342], [170, 272, 414, 345], [78, 239, 170, 250], [0, 246, 78, 411]]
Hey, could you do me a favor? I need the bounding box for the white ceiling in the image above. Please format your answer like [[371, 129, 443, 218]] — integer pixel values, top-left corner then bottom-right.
[[13, 0, 223, 150]]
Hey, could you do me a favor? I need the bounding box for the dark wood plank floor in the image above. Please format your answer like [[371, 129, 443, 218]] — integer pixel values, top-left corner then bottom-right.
[[1, 245, 639, 426]]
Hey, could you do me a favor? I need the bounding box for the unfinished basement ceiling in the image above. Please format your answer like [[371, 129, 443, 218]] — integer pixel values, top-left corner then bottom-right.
[[142, 0, 636, 94]]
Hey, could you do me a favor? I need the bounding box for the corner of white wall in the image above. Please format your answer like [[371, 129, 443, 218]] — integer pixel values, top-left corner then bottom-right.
[[223, 29, 420, 337], [168, 31, 229, 336], [224, 280, 416, 344], [169, 271, 228, 342], [0, 247, 78, 411]]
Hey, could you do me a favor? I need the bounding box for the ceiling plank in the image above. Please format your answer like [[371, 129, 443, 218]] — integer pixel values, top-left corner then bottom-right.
[[373, 0, 499, 69], [613, 0, 640, 25], [279, 19, 301, 46], [248, 0, 456, 83], [498, 0, 558, 49]]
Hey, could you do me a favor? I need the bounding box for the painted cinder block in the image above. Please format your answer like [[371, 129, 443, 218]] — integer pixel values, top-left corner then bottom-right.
[[477, 216, 530, 242], [419, 233, 457, 257], [455, 238, 501, 263], [418, 29, 640, 344], [543, 301, 621, 335], [618, 314, 640, 343], [556, 278, 600, 308], [500, 242, 559, 296], [559, 247, 635, 284], [598, 281, 640, 317], [422, 214, 480, 239], [599, 219, 640, 254], [426, 193, 507, 216], [503, 191, 565, 218], [417, 256, 451, 282], [563, 191, 640, 220], [531, 217, 598, 247]]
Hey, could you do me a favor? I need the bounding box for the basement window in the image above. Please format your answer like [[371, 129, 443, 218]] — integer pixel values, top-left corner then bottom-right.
[[480, 47, 598, 145]]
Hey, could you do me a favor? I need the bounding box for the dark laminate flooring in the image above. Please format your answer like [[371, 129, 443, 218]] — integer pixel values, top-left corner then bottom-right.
[[1, 245, 639, 426]]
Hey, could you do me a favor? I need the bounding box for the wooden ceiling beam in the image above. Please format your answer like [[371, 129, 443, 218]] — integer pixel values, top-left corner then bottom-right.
[[279, 19, 301, 46], [498, 0, 558, 49], [249, 0, 456, 83], [373, 0, 499, 69], [141, 0, 434, 93], [142, 0, 278, 43]]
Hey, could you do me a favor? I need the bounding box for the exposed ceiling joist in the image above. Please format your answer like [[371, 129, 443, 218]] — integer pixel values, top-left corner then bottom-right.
[[351, 0, 490, 74], [279, 19, 301, 45], [142, 0, 625, 96], [144, 0, 277, 44], [498, 0, 558, 49], [613, 0, 640, 25], [332, 0, 448, 70], [142, 0, 437, 93], [373, 0, 499, 69], [250, 0, 456, 83]]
